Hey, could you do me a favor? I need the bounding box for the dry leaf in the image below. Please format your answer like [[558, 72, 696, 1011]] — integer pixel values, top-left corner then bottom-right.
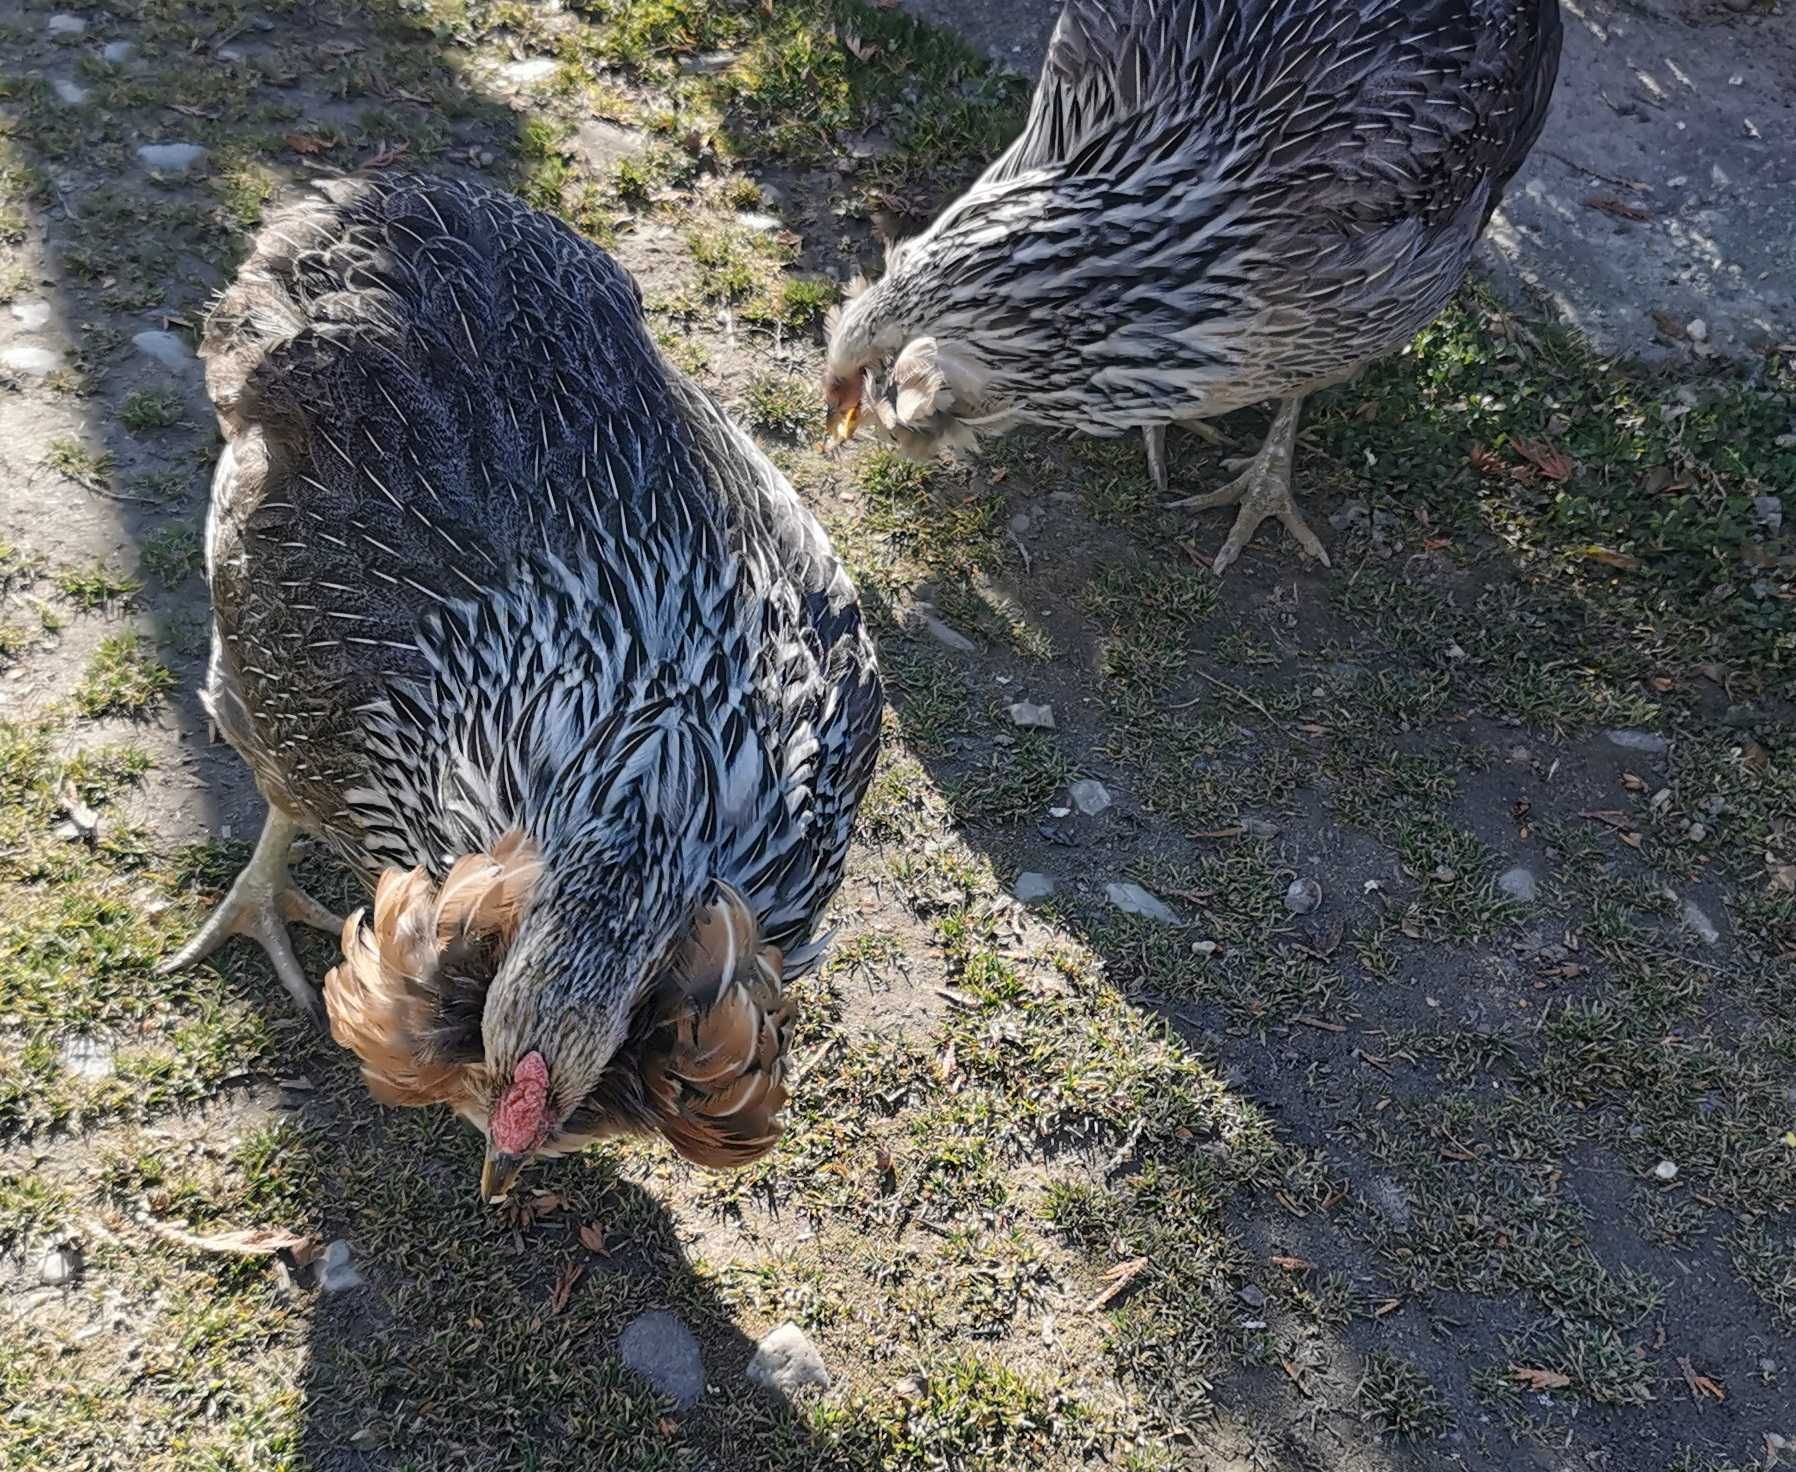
[[839, 27, 881, 61], [1769, 864, 1796, 895], [361, 140, 411, 170], [148, 1221, 316, 1258], [577, 1221, 607, 1253], [1584, 193, 1652, 222], [1622, 772, 1647, 792], [530, 1191, 563, 1216], [547, 1260, 584, 1314], [936, 1042, 957, 1082], [1270, 1254, 1313, 1272], [1510, 1365, 1572, 1391], [1677, 1355, 1725, 1402], [284, 133, 332, 155], [1511, 437, 1574, 482], [1579, 545, 1643, 572], [874, 1143, 894, 1175]]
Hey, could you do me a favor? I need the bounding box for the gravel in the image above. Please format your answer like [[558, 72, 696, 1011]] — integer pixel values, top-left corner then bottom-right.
[[1012, 871, 1055, 903], [1007, 701, 1056, 730], [1106, 882, 1179, 925], [1067, 778, 1112, 816]]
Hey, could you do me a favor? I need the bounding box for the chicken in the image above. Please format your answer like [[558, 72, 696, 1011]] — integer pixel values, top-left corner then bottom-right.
[[160, 175, 883, 1200], [823, 0, 1563, 572]]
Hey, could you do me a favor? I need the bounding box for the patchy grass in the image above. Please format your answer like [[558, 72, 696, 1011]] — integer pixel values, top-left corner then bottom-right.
[[73, 634, 175, 719]]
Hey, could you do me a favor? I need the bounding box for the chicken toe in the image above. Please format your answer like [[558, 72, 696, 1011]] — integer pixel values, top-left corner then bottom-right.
[[1166, 397, 1329, 576], [158, 806, 342, 1022]]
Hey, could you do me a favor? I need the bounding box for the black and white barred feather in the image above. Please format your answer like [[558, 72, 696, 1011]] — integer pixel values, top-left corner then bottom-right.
[[829, 0, 1561, 439], [201, 175, 882, 1038]]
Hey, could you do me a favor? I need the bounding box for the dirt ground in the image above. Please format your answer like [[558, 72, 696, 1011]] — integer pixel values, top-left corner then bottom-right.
[[0, 2, 1792, 1471]]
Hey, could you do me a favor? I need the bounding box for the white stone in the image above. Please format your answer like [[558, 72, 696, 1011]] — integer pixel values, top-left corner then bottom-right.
[[1653, 1160, 1679, 1182], [47, 13, 87, 36], [59, 1035, 114, 1080], [9, 300, 51, 332], [52, 79, 90, 106], [916, 612, 974, 653], [1, 346, 62, 376], [1680, 898, 1720, 946], [1605, 728, 1668, 755], [1007, 701, 1055, 730], [1497, 866, 1539, 903], [1068, 779, 1112, 817], [501, 57, 557, 85], [573, 119, 644, 172], [102, 40, 134, 64], [1284, 877, 1323, 915], [1013, 872, 1055, 903], [136, 142, 207, 173], [745, 1322, 830, 1394], [131, 329, 195, 370], [734, 212, 782, 234], [1106, 882, 1179, 925], [40, 1246, 80, 1285], [319, 1239, 365, 1292]]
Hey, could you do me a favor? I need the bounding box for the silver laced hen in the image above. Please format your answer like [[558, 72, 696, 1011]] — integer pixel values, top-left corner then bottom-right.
[[163, 175, 883, 1200], [824, 0, 1563, 573]]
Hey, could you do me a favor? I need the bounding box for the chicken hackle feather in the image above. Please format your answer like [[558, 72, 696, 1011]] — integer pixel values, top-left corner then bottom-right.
[[824, 0, 1563, 571], [163, 174, 882, 1198]]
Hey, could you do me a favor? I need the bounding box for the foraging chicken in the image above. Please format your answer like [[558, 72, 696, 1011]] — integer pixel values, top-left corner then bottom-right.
[[824, 0, 1562, 572], [162, 175, 883, 1199]]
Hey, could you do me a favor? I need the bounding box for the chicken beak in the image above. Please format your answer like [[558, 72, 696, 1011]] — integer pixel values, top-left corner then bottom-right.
[[480, 1146, 527, 1204], [822, 400, 861, 451]]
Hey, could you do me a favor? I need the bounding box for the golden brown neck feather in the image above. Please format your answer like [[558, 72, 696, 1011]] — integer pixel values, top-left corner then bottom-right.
[[323, 831, 543, 1108]]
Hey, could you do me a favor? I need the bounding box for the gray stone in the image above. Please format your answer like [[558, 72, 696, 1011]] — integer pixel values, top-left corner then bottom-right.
[[1106, 882, 1179, 926], [10, 300, 51, 331], [1367, 1176, 1412, 1227], [1680, 898, 1721, 946], [1652, 1160, 1679, 1182], [47, 13, 87, 36], [1013, 872, 1055, 903], [1068, 778, 1112, 816], [1284, 877, 1323, 915], [2, 346, 62, 376], [319, 1239, 365, 1292], [136, 142, 208, 173], [573, 119, 644, 172], [1605, 728, 1668, 755], [734, 211, 782, 234], [1008, 512, 1031, 536], [744, 1321, 830, 1395], [617, 1311, 704, 1407], [1497, 866, 1538, 903], [679, 50, 737, 75], [59, 1035, 113, 1081], [1752, 495, 1783, 534], [102, 40, 135, 64], [1007, 701, 1055, 730], [1236, 1284, 1266, 1309], [1241, 818, 1279, 840], [52, 79, 90, 106], [131, 329, 196, 371], [917, 612, 974, 653], [501, 57, 558, 85], [215, 44, 248, 62], [40, 1246, 80, 1285]]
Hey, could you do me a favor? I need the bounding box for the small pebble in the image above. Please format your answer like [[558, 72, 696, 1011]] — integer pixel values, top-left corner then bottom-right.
[[59, 1035, 114, 1081], [318, 1239, 365, 1292], [1236, 1284, 1266, 1309], [1068, 778, 1111, 816], [1604, 728, 1668, 755], [1685, 319, 1708, 343], [916, 612, 974, 653], [1191, 939, 1219, 958], [136, 142, 208, 173], [1680, 898, 1720, 946], [1008, 701, 1055, 730], [617, 1311, 704, 1407], [1653, 1160, 1679, 1182], [101, 40, 135, 64], [1241, 818, 1279, 839], [47, 13, 87, 36], [1012, 872, 1055, 903], [131, 329, 196, 370], [1753, 495, 1784, 534], [40, 1246, 81, 1285], [1105, 882, 1179, 926], [1497, 866, 1538, 903], [1008, 512, 1031, 536], [1284, 877, 1322, 915], [745, 1322, 831, 1395], [52, 79, 90, 106], [501, 57, 558, 85]]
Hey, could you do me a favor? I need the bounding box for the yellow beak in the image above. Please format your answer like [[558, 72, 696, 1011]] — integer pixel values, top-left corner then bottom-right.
[[823, 400, 862, 450], [480, 1146, 526, 1204]]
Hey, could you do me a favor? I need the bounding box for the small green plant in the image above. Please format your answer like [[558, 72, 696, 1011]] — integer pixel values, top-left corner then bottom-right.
[[74, 634, 175, 719], [118, 388, 185, 432], [55, 562, 140, 611], [141, 525, 203, 586], [744, 373, 815, 441], [43, 438, 113, 491]]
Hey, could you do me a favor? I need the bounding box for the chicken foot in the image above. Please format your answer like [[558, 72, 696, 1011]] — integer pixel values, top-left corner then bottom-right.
[[157, 805, 344, 1022], [1141, 419, 1238, 494], [1166, 396, 1330, 576]]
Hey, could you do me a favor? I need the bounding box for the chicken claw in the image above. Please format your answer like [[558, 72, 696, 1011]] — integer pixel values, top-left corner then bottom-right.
[[1166, 396, 1329, 576]]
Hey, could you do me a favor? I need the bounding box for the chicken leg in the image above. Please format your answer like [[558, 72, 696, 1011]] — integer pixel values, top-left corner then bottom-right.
[[1141, 419, 1237, 494], [1166, 396, 1330, 576], [158, 805, 344, 1022]]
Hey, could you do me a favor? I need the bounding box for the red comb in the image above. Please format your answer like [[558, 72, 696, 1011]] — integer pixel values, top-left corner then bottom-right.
[[492, 1049, 549, 1152]]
